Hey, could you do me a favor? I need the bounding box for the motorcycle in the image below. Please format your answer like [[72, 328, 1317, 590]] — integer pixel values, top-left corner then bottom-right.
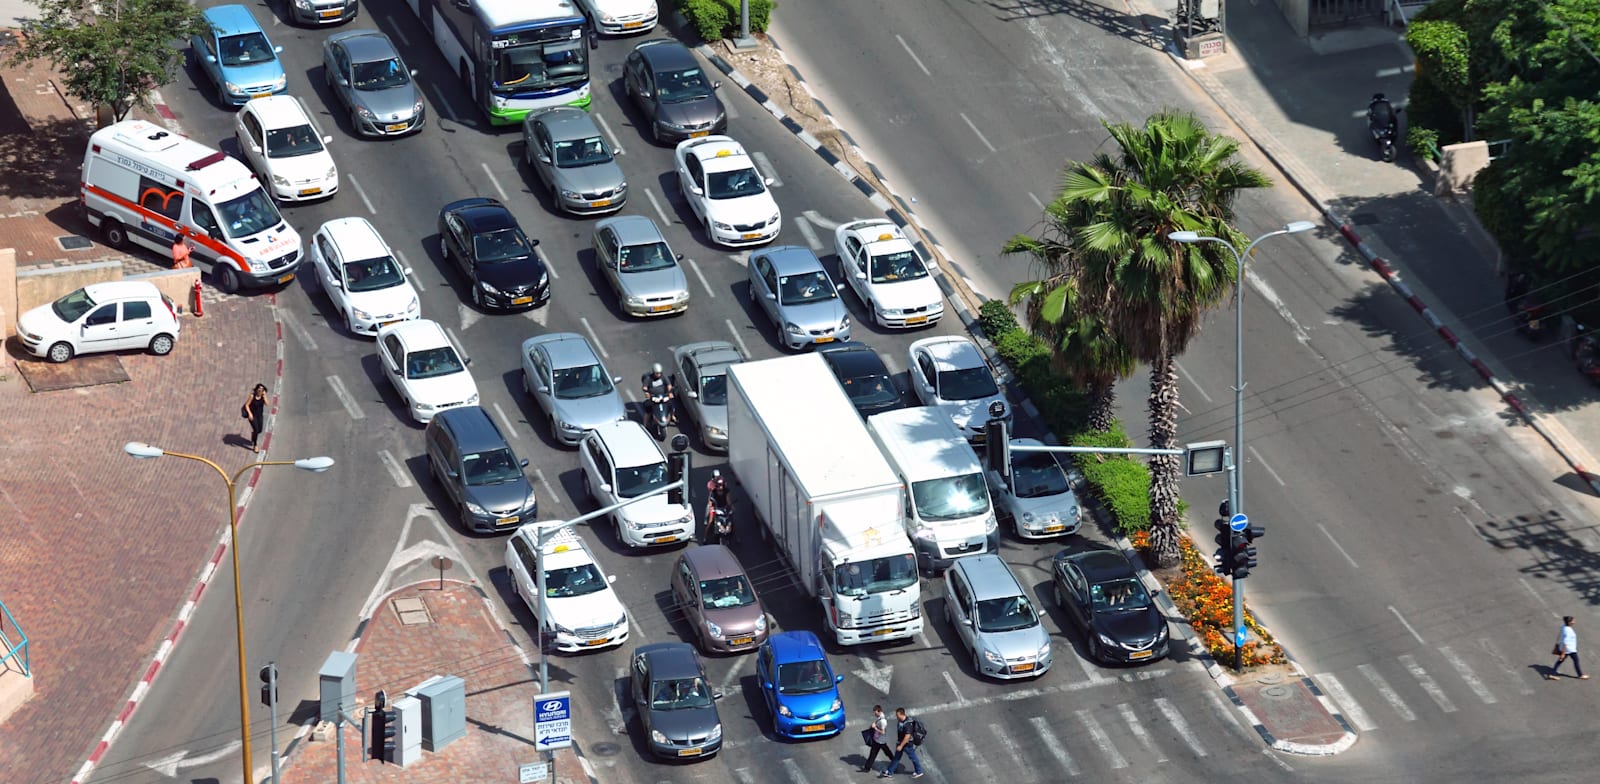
[[646, 392, 673, 441], [1368, 94, 1399, 163], [704, 501, 735, 546]]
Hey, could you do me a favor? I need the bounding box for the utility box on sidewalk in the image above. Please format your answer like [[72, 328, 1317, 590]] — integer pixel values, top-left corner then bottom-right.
[[318, 651, 358, 722], [411, 674, 466, 751], [391, 695, 423, 766]]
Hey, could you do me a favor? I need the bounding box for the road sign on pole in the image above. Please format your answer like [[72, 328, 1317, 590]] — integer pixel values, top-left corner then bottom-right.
[[1229, 513, 1249, 533], [519, 761, 550, 782], [534, 692, 572, 751]]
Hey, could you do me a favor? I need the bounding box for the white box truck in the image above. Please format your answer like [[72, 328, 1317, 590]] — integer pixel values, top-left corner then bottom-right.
[[727, 353, 923, 645], [867, 407, 1000, 571]]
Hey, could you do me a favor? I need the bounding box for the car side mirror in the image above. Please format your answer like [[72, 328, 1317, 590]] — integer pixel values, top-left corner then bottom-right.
[[332, 279, 344, 290], [599, 483, 612, 494], [688, 183, 703, 196], [402, 267, 414, 276], [1150, 585, 1162, 596], [445, 468, 458, 478], [712, 81, 722, 89], [536, 384, 550, 393], [607, 575, 617, 584], [686, 390, 698, 399], [519, 458, 529, 467], [712, 690, 724, 701], [764, 177, 774, 186], [410, 68, 419, 77], [536, 154, 550, 164], [205, 54, 218, 64], [273, 45, 284, 54], [761, 681, 772, 690], [612, 375, 623, 384], [855, 271, 866, 280], [765, 292, 776, 301], [834, 674, 844, 684], [530, 238, 541, 247], [322, 135, 333, 144], [336, 76, 349, 87], [676, 254, 685, 261]]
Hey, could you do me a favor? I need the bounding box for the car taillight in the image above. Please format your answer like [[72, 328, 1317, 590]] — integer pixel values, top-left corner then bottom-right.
[[161, 294, 177, 319]]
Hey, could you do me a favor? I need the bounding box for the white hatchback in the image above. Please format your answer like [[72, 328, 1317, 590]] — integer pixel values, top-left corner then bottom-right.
[[310, 217, 420, 335], [376, 320, 478, 424], [17, 281, 181, 363], [505, 526, 630, 653], [233, 95, 339, 202]]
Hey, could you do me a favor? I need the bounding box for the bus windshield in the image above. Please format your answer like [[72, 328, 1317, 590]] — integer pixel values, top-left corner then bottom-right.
[[493, 32, 587, 93]]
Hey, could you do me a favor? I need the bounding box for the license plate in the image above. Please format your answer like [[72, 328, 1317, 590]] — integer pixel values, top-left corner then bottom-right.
[[381, 320, 401, 328], [802, 724, 826, 733], [497, 516, 519, 525], [385, 123, 408, 133], [813, 336, 835, 344], [872, 628, 895, 636], [1129, 649, 1154, 660], [250, 93, 271, 100], [319, 8, 340, 17], [689, 131, 709, 138], [591, 198, 612, 208], [650, 304, 674, 313], [653, 535, 677, 544], [741, 232, 761, 240], [677, 748, 702, 757], [585, 637, 609, 646], [1012, 662, 1035, 673], [730, 636, 755, 646], [277, 273, 295, 284], [623, 20, 643, 28], [1043, 524, 1066, 533], [298, 187, 321, 197], [1529, 319, 1541, 330], [512, 296, 534, 305], [905, 315, 928, 325]]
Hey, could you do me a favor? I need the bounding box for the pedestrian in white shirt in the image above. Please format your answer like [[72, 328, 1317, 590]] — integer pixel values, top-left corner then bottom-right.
[[1548, 615, 1589, 680]]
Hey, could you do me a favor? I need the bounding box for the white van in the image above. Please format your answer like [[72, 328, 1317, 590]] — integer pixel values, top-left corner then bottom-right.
[[81, 120, 302, 293], [17, 280, 181, 363], [866, 407, 999, 571]]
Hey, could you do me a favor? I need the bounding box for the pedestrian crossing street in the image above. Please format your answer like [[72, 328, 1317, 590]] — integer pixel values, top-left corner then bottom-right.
[[1312, 638, 1541, 733]]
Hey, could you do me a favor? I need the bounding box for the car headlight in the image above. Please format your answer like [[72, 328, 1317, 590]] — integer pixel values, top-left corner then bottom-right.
[[984, 516, 998, 535], [1098, 632, 1117, 647], [1021, 512, 1035, 524], [1156, 624, 1169, 641], [558, 419, 582, 432], [623, 514, 645, 530], [706, 620, 722, 638], [707, 426, 725, 437], [271, 174, 290, 187], [836, 608, 854, 626], [325, 165, 337, 180], [1071, 506, 1083, 520], [537, 270, 549, 286], [561, 189, 581, 200], [356, 105, 376, 120], [767, 212, 781, 227], [777, 705, 792, 717], [271, 74, 287, 90], [411, 98, 425, 115], [464, 500, 487, 515], [351, 308, 372, 321], [617, 179, 628, 192], [625, 295, 645, 306], [1038, 641, 1053, 658], [712, 220, 734, 231], [839, 315, 851, 330], [677, 514, 692, 526], [912, 526, 937, 541], [784, 322, 805, 335], [661, 118, 688, 130], [294, 0, 310, 10], [754, 615, 766, 632], [982, 649, 1004, 666], [552, 622, 575, 635], [650, 729, 667, 744], [248, 258, 271, 273], [479, 280, 502, 295], [709, 723, 722, 741], [416, 402, 436, 411], [598, 10, 616, 23], [879, 306, 901, 318], [909, 599, 920, 615], [830, 698, 843, 712], [467, 392, 479, 405], [405, 297, 420, 316], [224, 81, 242, 95]]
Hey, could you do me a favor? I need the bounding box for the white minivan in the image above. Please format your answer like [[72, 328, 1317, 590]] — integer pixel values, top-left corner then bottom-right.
[[17, 281, 181, 363], [867, 406, 999, 571]]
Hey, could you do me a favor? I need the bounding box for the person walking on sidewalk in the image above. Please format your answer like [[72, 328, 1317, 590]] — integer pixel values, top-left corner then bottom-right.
[[879, 707, 924, 779], [171, 234, 193, 269], [1548, 615, 1589, 680], [242, 383, 268, 453], [861, 704, 892, 773]]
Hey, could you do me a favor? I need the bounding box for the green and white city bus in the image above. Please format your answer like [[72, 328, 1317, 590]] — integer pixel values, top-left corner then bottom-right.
[[407, 0, 592, 124]]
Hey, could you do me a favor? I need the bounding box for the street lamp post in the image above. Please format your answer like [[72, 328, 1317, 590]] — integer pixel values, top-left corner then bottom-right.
[[1168, 221, 1313, 671], [123, 442, 334, 784]]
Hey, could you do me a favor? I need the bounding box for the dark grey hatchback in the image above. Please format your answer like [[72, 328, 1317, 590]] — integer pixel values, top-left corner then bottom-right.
[[623, 40, 726, 145], [630, 642, 723, 759], [424, 406, 537, 534], [1051, 549, 1170, 665]]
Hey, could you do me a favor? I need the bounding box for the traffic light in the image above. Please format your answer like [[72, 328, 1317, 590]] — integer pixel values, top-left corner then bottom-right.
[[1246, 523, 1266, 543], [372, 690, 397, 762], [666, 449, 690, 506], [985, 418, 1009, 479], [1212, 518, 1234, 576], [1232, 537, 1259, 580], [259, 663, 277, 707]]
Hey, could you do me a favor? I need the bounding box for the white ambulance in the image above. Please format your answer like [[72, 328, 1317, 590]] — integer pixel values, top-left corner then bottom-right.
[[81, 120, 302, 293]]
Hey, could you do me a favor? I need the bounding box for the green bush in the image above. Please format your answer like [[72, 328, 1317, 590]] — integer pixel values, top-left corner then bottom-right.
[[1406, 126, 1441, 162], [679, 0, 774, 42], [978, 299, 1020, 337], [1069, 424, 1153, 534]]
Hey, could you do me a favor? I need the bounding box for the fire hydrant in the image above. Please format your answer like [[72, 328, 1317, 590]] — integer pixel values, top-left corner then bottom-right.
[[192, 279, 204, 317]]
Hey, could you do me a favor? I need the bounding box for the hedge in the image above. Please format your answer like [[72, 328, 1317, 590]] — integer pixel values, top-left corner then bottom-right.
[[679, 0, 774, 42]]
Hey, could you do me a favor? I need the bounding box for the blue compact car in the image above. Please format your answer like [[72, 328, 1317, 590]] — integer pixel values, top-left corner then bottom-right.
[[755, 631, 845, 739], [191, 5, 287, 105]]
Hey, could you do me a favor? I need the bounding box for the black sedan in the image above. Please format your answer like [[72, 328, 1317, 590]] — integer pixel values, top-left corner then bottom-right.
[[816, 341, 905, 419], [437, 198, 550, 310], [630, 642, 723, 760], [1050, 549, 1170, 665]]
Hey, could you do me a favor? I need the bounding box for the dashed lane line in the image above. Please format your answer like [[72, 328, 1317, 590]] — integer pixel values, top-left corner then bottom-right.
[[1399, 653, 1457, 713], [325, 375, 365, 420], [377, 449, 412, 488]]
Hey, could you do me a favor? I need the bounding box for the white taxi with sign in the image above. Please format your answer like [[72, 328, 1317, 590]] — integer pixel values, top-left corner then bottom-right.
[[505, 526, 629, 653], [833, 219, 945, 329], [673, 135, 780, 248]]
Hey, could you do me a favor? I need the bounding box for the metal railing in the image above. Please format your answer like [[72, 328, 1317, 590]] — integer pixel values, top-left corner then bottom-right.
[[0, 597, 29, 677]]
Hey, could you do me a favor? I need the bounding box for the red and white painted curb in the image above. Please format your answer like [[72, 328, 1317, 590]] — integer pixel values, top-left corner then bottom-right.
[[71, 294, 286, 784]]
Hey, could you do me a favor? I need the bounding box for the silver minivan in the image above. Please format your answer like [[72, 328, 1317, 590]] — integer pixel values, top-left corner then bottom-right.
[[943, 554, 1052, 680]]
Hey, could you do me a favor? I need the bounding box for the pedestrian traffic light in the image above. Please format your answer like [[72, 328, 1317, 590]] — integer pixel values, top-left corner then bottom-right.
[[372, 689, 397, 762], [666, 449, 691, 506], [985, 418, 1010, 479], [259, 663, 277, 707]]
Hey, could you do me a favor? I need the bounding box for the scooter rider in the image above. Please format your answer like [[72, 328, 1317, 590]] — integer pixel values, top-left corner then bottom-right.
[[706, 470, 733, 542], [641, 363, 676, 424], [1368, 93, 1397, 139]]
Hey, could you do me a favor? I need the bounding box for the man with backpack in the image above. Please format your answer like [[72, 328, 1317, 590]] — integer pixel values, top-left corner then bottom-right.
[[879, 707, 925, 778]]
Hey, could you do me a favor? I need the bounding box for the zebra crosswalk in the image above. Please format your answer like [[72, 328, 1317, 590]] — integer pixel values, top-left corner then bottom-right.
[[1315, 636, 1547, 734]]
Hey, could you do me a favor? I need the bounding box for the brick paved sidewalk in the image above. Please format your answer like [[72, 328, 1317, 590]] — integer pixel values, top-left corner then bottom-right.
[[0, 297, 279, 783], [279, 581, 594, 784]]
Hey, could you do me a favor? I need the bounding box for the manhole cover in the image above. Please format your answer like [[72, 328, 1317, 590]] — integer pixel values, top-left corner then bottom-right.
[[1350, 213, 1380, 226], [1261, 684, 1294, 700], [391, 596, 433, 626], [1256, 673, 1286, 685], [589, 742, 622, 757], [57, 235, 92, 250]]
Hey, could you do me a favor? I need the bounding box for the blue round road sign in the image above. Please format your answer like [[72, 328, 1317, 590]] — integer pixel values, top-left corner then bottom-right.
[[1229, 513, 1249, 532]]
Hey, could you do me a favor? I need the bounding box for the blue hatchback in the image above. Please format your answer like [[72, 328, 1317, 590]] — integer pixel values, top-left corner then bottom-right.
[[191, 5, 287, 105], [755, 631, 845, 739]]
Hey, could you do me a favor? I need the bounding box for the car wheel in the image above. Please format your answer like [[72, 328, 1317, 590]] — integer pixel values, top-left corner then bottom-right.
[[215, 265, 241, 294], [148, 333, 175, 356], [47, 342, 73, 363], [582, 471, 595, 504], [102, 220, 129, 249], [1055, 584, 1067, 608], [1087, 634, 1102, 663], [549, 413, 561, 441], [471, 282, 484, 308], [350, 108, 364, 135], [439, 236, 449, 263]]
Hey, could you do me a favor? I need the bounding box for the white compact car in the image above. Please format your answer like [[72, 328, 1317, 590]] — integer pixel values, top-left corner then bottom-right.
[[17, 281, 180, 363], [908, 336, 1009, 442], [505, 526, 630, 653], [674, 135, 780, 248], [987, 438, 1083, 539], [310, 217, 420, 335], [833, 219, 944, 328], [233, 95, 339, 202], [375, 320, 478, 424], [578, 420, 695, 548]]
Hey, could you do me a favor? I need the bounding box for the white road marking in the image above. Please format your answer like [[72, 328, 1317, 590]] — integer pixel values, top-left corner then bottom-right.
[[1358, 663, 1416, 721], [1438, 645, 1496, 704], [458, 302, 482, 331], [749, 151, 782, 187], [277, 308, 318, 352], [1073, 645, 1110, 683], [523, 305, 549, 325], [1317, 523, 1359, 569], [792, 215, 822, 251], [1518, 577, 1559, 618], [1153, 697, 1207, 758], [801, 210, 841, 231], [914, 669, 1170, 716], [1246, 273, 1313, 346], [395, 250, 422, 291], [1077, 708, 1127, 768], [1174, 361, 1214, 403], [958, 112, 997, 153], [428, 85, 454, 122], [880, 351, 902, 376], [445, 327, 470, 365], [1399, 653, 1457, 713], [1375, 64, 1415, 77], [481, 162, 511, 202], [895, 33, 933, 77], [356, 505, 471, 621], [1475, 637, 1535, 695], [143, 740, 243, 777], [325, 375, 365, 419], [377, 449, 412, 488], [535, 240, 558, 279], [532, 468, 561, 508], [724, 318, 752, 358], [391, 26, 409, 46], [1388, 605, 1426, 645], [684, 258, 716, 299], [718, 658, 744, 697], [1028, 192, 1046, 211], [1454, 506, 1490, 544], [733, 769, 757, 784], [779, 759, 810, 784], [1313, 673, 1375, 731], [1028, 716, 1081, 775], [592, 112, 624, 154], [941, 671, 966, 704], [726, 252, 747, 268], [346, 173, 377, 214], [1118, 703, 1165, 763], [493, 402, 521, 439], [1202, 685, 1253, 740], [579, 317, 609, 358], [1246, 445, 1287, 486], [644, 187, 673, 227]]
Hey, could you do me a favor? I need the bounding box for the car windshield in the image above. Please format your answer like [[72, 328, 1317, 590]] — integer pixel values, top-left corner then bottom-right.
[[264, 124, 324, 158], [545, 563, 606, 598], [343, 256, 404, 293], [698, 575, 755, 609], [869, 250, 928, 284], [216, 188, 283, 239], [352, 57, 409, 90], [1089, 577, 1153, 612], [778, 271, 836, 306], [618, 241, 676, 273], [936, 366, 999, 401], [494, 39, 586, 93], [833, 554, 918, 597], [404, 346, 464, 380], [462, 448, 521, 486], [910, 473, 990, 521], [698, 374, 728, 406], [1012, 451, 1071, 499], [472, 228, 534, 263], [976, 595, 1039, 634], [51, 288, 97, 323], [705, 166, 766, 200], [777, 660, 834, 694], [837, 368, 897, 408], [615, 460, 668, 499], [218, 32, 275, 67], [551, 363, 612, 400], [657, 67, 712, 103], [650, 677, 712, 710], [553, 136, 612, 167]]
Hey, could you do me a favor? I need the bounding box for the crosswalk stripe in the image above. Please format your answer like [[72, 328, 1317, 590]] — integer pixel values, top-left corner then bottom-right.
[[1398, 654, 1457, 713], [1154, 697, 1207, 758], [1072, 643, 1111, 683], [1476, 637, 1536, 696], [948, 729, 980, 773], [1313, 672, 1376, 732], [780, 758, 811, 784], [1438, 645, 1498, 704], [733, 768, 757, 784], [1028, 716, 1081, 775], [1077, 709, 1127, 769], [1358, 663, 1416, 721], [988, 722, 1031, 773], [1118, 703, 1166, 763]]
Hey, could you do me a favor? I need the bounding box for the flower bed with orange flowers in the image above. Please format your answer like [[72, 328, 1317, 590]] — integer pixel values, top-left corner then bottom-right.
[[1130, 531, 1286, 667]]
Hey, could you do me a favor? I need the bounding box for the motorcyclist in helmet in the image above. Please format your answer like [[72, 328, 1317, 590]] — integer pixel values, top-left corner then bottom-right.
[[706, 470, 734, 543], [1368, 93, 1397, 139], [641, 363, 676, 424]]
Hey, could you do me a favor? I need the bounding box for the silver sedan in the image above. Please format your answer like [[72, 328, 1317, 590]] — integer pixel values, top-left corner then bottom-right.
[[747, 246, 850, 350], [524, 108, 627, 215], [521, 333, 629, 446], [672, 341, 745, 452], [322, 30, 424, 137], [593, 215, 689, 316]]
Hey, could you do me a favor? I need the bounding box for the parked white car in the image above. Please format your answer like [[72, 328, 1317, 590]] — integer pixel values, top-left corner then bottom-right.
[[310, 217, 419, 335], [908, 336, 1008, 442], [833, 219, 944, 328], [674, 135, 780, 248], [375, 320, 478, 424], [233, 95, 338, 202], [505, 526, 630, 653], [17, 281, 180, 363], [578, 420, 695, 548]]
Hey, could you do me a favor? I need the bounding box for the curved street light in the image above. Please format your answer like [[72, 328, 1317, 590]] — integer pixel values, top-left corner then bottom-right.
[[123, 442, 333, 784]]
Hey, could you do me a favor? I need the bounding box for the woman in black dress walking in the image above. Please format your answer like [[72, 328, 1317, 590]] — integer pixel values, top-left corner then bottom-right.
[[243, 384, 268, 453]]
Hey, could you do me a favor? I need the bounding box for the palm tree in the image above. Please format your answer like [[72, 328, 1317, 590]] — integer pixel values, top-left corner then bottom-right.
[[1006, 111, 1268, 567], [1004, 272, 1131, 433]]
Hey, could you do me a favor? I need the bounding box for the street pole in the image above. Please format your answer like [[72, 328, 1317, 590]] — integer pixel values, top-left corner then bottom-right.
[[1225, 447, 1244, 672], [267, 663, 280, 784], [335, 708, 346, 784]]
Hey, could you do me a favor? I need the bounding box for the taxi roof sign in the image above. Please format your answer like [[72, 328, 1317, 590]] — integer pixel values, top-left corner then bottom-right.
[[714, 148, 732, 157], [877, 233, 895, 241]]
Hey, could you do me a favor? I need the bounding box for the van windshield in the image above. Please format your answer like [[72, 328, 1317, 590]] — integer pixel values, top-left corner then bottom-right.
[[462, 448, 522, 486], [217, 189, 284, 239], [910, 473, 990, 521], [833, 554, 918, 597], [51, 288, 98, 323]]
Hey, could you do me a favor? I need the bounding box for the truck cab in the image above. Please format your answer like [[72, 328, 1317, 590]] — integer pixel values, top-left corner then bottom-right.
[[867, 407, 999, 571]]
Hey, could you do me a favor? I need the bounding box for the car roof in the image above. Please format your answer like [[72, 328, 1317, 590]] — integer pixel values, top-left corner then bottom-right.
[[528, 333, 601, 370], [336, 30, 398, 62], [754, 246, 824, 276], [381, 319, 449, 350], [320, 217, 388, 259], [637, 642, 701, 679], [915, 336, 983, 372], [856, 223, 916, 255], [679, 341, 742, 372], [953, 554, 1025, 600], [680, 136, 752, 173], [537, 526, 595, 570], [818, 342, 889, 377], [1065, 550, 1138, 582], [82, 280, 162, 301], [635, 39, 698, 71], [534, 107, 601, 142], [768, 631, 827, 664], [247, 96, 312, 129], [590, 420, 664, 467], [600, 215, 665, 247], [680, 544, 745, 581], [443, 198, 516, 233], [431, 406, 508, 452], [203, 4, 263, 34]]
